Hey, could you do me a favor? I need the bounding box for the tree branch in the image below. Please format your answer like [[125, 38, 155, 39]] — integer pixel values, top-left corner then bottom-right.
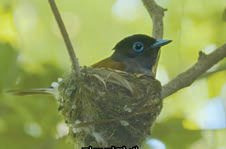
[[142, 0, 166, 76], [161, 44, 226, 99], [48, 0, 80, 75], [141, 0, 165, 38]]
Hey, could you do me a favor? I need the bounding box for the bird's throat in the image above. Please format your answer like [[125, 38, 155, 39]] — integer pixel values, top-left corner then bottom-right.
[[111, 53, 156, 76]]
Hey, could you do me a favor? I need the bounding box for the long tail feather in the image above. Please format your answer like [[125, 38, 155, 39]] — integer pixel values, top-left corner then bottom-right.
[[7, 88, 55, 96]]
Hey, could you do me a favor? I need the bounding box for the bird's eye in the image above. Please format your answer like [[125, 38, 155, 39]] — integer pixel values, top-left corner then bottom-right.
[[132, 42, 144, 53]]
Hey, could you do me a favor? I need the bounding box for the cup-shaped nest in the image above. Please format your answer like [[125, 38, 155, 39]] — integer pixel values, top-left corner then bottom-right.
[[58, 67, 162, 148]]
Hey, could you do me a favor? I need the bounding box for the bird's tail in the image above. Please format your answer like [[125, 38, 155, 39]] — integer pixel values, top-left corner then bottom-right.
[[7, 78, 62, 97], [7, 88, 55, 96]]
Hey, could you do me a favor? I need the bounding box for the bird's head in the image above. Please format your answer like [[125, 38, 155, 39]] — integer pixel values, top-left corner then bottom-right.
[[111, 34, 172, 75], [113, 34, 171, 59]]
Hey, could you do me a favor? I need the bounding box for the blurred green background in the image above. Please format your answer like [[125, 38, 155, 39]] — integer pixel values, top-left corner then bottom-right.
[[0, 0, 226, 148]]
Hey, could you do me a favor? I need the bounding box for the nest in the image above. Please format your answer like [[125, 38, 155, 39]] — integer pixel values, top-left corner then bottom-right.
[[58, 67, 162, 148]]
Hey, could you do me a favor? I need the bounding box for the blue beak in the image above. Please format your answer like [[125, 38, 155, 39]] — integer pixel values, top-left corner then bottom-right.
[[150, 39, 172, 49]]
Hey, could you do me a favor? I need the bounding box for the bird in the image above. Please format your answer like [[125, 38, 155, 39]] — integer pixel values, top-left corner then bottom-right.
[[8, 34, 172, 96]]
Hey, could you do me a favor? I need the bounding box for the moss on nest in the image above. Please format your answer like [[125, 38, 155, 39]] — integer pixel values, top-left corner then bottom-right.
[[58, 67, 162, 148]]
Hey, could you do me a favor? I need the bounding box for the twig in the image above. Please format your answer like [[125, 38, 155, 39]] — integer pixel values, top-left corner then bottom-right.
[[161, 44, 226, 99], [142, 0, 166, 77], [48, 0, 80, 75], [199, 64, 226, 78], [141, 0, 165, 38]]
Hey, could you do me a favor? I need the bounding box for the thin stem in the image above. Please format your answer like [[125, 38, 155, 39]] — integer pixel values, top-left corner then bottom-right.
[[48, 0, 80, 75]]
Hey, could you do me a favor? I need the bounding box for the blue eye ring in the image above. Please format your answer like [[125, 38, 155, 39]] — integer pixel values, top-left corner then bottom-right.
[[132, 42, 144, 53]]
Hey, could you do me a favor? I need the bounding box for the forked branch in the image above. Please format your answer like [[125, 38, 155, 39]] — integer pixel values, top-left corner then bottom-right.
[[161, 44, 226, 99], [142, 0, 226, 99]]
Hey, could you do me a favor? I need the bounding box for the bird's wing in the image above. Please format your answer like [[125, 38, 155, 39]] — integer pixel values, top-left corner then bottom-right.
[[92, 58, 125, 71]]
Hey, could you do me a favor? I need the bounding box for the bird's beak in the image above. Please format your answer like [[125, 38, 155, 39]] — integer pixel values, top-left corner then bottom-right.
[[150, 39, 172, 49]]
